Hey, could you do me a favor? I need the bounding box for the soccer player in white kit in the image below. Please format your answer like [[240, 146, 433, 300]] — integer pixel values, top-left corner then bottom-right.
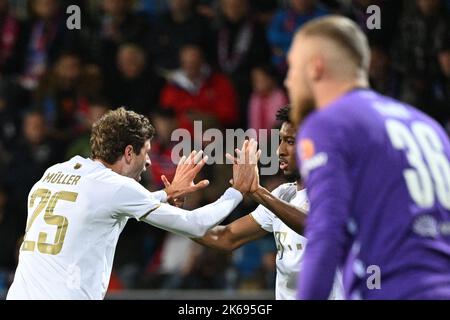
[[7, 107, 259, 300], [194, 106, 343, 300]]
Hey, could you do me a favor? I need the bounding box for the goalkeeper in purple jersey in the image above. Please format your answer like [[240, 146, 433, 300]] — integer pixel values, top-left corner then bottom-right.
[[284, 15, 450, 300]]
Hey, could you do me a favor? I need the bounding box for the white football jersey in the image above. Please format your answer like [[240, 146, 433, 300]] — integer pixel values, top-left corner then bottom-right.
[[251, 183, 344, 300], [7, 156, 164, 300]]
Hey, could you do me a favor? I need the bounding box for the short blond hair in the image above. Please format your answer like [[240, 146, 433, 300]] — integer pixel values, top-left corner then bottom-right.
[[299, 15, 371, 72]]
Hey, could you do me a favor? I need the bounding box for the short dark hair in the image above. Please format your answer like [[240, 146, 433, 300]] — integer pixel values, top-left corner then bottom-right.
[[276, 105, 291, 123], [90, 107, 155, 164]]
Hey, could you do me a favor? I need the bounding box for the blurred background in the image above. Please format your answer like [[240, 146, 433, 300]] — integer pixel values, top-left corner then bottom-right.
[[0, 0, 449, 299]]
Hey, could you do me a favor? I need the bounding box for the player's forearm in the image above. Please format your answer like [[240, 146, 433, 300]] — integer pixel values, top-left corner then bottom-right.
[[192, 226, 234, 251], [141, 188, 243, 238], [251, 186, 305, 234]]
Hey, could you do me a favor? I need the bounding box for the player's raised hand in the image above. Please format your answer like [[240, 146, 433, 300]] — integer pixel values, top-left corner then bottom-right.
[[226, 139, 261, 194], [161, 175, 185, 208], [164, 150, 210, 202], [249, 162, 261, 194]]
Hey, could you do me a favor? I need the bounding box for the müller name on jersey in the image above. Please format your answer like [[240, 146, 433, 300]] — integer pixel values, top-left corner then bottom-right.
[[42, 171, 81, 186]]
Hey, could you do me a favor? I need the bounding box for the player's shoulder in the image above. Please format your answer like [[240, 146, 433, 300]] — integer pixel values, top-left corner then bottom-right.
[[291, 187, 309, 210], [323, 89, 382, 117], [38, 156, 82, 179], [369, 92, 446, 135], [90, 164, 141, 191], [302, 89, 391, 136], [299, 107, 348, 148], [407, 103, 447, 132], [270, 183, 309, 212], [272, 182, 298, 201], [50, 156, 138, 189], [301, 95, 352, 134], [47, 156, 94, 171]]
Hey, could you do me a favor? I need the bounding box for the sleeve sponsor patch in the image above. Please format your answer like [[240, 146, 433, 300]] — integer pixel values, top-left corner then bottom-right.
[[298, 139, 328, 178], [301, 152, 328, 179], [299, 139, 315, 161]]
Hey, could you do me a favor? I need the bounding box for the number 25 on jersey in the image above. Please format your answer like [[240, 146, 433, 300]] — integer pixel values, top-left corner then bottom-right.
[[22, 189, 78, 255]]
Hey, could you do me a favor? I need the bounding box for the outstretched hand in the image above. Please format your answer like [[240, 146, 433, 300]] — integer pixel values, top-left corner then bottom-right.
[[163, 150, 210, 203], [161, 175, 185, 208], [226, 139, 261, 195]]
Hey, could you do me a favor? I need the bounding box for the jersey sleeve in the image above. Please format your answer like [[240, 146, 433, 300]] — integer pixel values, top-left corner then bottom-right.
[[250, 186, 283, 233], [296, 113, 353, 300], [152, 190, 168, 203], [112, 179, 162, 220], [140, 187, 243, 238]]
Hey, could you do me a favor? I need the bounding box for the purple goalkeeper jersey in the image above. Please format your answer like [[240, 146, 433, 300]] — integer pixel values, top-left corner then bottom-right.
[[296, 88, 450, 300]]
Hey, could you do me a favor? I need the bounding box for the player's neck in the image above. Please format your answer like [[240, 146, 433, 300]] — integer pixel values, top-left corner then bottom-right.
[[315, 78, 369, 110], [93, 158, 123, 175]]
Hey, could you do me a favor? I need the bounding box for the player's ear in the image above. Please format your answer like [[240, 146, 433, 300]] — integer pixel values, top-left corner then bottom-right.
[[309, 55, 325, 82], [124, 145, 134, 163]]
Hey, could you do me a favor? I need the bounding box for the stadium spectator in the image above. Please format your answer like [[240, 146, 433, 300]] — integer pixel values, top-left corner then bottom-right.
[[0, 79, 22, 156], [181, 245, 230, 289], [231, 235, 276, 291], [16, 0, 78, 91], [3, 111, 63, 206], [34, 52, 102, 143], [210, 0, 271, 128], [86, 0, 151, 71], [248, 65, 288, 133], [65, 100, 109, 159], [0, 0, 21, 76], [248, 0, 279, 26], [135, 0, 169, 21], [392, 0, 450, 113], [368, 43, 403, 99], [267, 0, 329, 74], [160, 44, 239, 129], [166, 190, 230, 290], [426, 42, 450, 128], [105, 43, 163, 115], [6, 0, 28, 19], [146, 108, 179, 189], [151, 0, 211, 71], [195, 0, 218, 20], [142, 231, 205, 289], [0, 184, 22, 292]]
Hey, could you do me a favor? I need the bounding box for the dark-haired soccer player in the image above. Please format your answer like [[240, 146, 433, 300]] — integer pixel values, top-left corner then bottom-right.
[[193, 105, 343, 300], [285, 15, 450, 299]]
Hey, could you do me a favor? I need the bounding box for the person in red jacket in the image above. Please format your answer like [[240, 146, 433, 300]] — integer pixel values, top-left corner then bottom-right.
[[160, 44, 239, 130]]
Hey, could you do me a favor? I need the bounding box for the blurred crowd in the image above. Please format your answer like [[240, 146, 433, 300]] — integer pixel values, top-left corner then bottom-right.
[[0, 0, 449, 294]]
